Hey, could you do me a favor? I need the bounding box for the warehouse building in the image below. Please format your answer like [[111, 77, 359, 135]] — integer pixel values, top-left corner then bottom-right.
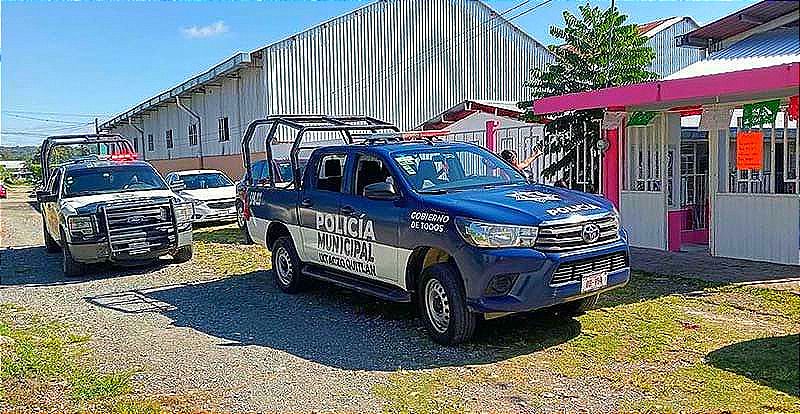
[[102, 0, 554, 177], [638, 16, 705, 78]]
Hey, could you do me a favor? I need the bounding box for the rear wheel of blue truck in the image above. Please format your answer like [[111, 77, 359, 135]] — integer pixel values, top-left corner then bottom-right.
[[418, 263, 477, 345], [271, 237, 305, 293], [236, 201, 253, 245]]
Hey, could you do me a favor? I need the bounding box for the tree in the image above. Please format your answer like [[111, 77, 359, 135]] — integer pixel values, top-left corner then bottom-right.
[[521, 4, 657, 181]]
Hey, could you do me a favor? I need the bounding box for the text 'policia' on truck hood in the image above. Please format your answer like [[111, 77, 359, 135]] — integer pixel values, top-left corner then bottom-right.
[[417, 183, 614, 226]]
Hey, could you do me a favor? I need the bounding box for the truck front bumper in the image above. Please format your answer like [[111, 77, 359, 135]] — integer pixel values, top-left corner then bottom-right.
[[456, 238, 631, 314], [68, 228, 193, 264]]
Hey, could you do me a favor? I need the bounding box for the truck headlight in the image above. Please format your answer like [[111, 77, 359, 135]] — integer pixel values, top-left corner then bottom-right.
[[174, 203, 194, 223], [455, 217, 538, 248], [68, 215, 96, 236]]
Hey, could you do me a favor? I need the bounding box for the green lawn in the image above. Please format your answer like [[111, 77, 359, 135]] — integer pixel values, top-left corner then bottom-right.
[[0, 304, 161, 413], [374, 273, 800, 413]]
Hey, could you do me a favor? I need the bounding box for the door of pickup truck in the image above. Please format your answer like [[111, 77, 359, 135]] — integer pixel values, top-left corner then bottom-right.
[[337, 151, 402, 284], [41, 168, 63, 243], [298, 152, 347, 265]]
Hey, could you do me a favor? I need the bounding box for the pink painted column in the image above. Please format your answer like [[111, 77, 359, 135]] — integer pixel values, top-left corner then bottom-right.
[[602, 127, 620, 208], [485, 120, 498, 152]]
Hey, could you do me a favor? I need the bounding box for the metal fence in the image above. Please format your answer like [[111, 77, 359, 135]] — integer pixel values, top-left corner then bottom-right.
[[442, 124, 603, 193]]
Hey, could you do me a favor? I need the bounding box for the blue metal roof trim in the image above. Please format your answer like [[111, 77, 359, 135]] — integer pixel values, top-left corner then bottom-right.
[[710, 27, 800, 60]]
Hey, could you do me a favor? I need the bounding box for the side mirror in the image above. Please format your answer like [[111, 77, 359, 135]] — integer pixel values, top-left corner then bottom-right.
[[36, 191, 57, 203], [364, 181, 398, 200], [170, 179, 186, 192]]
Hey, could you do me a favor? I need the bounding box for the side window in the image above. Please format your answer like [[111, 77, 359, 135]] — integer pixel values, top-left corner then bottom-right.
[[315, 154, 346, 193], [252, 161, 267, 185], [354, 155, 392, 196]]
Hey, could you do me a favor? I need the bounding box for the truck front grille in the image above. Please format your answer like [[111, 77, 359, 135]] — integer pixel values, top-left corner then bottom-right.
[[550, 251, 629, 286], [102, 200, 176, 256], [536, 215, 620, 252], [206, 199, 235, 210]]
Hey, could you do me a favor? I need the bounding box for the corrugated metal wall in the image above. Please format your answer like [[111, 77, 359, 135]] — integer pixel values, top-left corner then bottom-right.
[[111, 0, 553, 162], [646, 18, 705, 78]]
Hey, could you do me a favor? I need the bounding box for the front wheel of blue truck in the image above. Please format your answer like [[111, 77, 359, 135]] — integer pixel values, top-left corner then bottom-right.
[[418, 263, 477, 345], [271, 237, 306, 293]]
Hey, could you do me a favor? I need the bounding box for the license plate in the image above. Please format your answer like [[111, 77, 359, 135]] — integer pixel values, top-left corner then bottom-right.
[[129, 242, 148, 249], [228, 207, 236, 214], [581, 271, 608, 293], [129, 248, 150, 255]]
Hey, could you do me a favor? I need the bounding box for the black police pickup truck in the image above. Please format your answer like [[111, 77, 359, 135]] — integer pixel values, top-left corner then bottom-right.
[[36, 135, 194, 276], [239, 116, 630, 344]]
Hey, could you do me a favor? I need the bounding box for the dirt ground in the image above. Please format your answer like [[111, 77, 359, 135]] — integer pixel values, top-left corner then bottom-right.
[[1, 186, 798, 413]]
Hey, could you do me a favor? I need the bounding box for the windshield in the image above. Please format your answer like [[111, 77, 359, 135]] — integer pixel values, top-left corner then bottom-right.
[[180, 173, 233, 190], [392, 146, 526, 193], [63, 165, 167, 197]]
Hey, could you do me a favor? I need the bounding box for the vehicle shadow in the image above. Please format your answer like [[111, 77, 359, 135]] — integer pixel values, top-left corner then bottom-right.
[[86, 269, 582, 371], [0, 245, 174, 286], [706, 334, 799, 397]]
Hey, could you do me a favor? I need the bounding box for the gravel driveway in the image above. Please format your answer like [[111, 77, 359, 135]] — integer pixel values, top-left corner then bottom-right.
[[0, 187, 556, 412]]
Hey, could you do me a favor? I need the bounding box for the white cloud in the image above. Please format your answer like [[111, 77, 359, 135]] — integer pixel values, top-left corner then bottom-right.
[[181, 21, 229, 39]]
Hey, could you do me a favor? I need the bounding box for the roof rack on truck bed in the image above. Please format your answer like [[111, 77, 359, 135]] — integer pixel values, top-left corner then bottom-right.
[[241, 115, 399, 189], [39, 134, 136, 185]]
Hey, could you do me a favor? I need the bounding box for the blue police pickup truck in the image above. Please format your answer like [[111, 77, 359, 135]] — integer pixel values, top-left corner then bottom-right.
[[240, 116, 630, 344]]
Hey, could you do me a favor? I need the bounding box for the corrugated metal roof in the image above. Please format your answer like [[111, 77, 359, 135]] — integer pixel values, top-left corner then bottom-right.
[[102, 0, 551, 131], [678, 0, 799, 46], [666, 27, 799, 80]]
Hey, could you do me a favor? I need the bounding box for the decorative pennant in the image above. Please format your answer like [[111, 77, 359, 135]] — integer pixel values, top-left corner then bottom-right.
[[699, 107, 733, 131], [742, 99, 780, 128], [627, 111, 657, 127], [601, 111, 625, 130], [788, 95, 799, 121], [736, 131, 764, 171]]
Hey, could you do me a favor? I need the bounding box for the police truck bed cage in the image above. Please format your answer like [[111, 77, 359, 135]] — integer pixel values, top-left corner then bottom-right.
[[241, 115, 400, 188], [39, 134, 136, 184]]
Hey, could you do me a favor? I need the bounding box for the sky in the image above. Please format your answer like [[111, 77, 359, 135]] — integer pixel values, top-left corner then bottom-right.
[[1, 0, 758, 146]]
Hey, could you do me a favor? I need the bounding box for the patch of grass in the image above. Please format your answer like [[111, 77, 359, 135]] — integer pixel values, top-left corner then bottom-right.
[[192, 224, 271, 276], [0, 303, 151, 412], [373, 272, 800, 412], [193, 223, 244, 244], [69, 370, 134, 401], [373, 370, 465, 414]]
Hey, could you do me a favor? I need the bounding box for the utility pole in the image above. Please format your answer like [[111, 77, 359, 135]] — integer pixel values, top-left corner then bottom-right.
[[95, 118, 100, 134], [606, 0, 616, 88]]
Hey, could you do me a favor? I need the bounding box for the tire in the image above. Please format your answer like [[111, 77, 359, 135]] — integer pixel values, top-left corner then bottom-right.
[[417, 263, 477, 345], [173, 245, 193, 263], [42, 216, 59, 253], [271, 236, 305, 293], [557, 294, 600, 316], [237, 201, 253, 245], [60, 229, 86, 277]]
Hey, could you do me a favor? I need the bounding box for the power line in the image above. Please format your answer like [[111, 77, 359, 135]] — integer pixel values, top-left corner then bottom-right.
[[2, 113, 91, 125], [2, 110, 112, 117]]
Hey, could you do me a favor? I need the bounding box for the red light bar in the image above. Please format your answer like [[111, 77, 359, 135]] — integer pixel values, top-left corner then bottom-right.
[[110, 151, 138, 161]]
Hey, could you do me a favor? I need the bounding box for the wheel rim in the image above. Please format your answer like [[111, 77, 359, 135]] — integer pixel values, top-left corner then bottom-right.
[[424, 278, 450, 334], [275, 247, 293, 286]]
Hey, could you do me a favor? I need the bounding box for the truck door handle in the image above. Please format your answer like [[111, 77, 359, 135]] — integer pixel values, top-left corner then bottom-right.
[[301, 198, 314, 207], [340, 205, 355, 215]]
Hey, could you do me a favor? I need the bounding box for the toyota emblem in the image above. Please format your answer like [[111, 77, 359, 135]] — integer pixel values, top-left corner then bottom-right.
[[581, 223, 600, 243]]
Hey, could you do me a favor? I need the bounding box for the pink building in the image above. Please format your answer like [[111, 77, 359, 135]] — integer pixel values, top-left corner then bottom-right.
[[531, 1, 800, 265]]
